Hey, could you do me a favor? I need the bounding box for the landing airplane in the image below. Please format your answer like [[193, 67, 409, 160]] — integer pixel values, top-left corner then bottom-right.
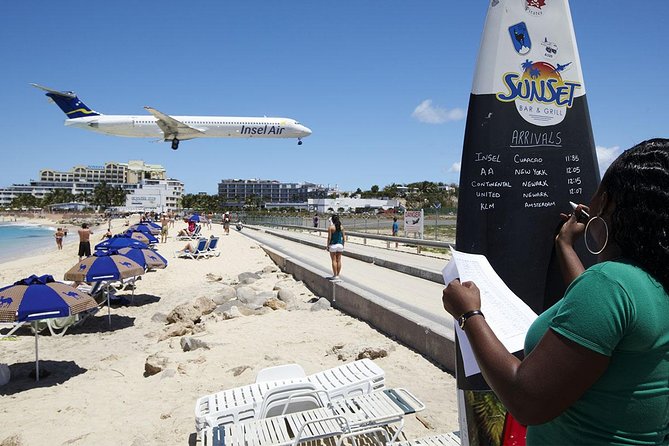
[[31, 84, 312, 150]]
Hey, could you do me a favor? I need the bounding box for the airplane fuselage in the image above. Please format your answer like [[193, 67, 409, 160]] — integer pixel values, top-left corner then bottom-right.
[[66, 115, 311, 141]]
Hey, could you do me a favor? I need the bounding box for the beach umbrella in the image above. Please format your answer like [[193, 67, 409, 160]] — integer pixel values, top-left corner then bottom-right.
[[64, 253, 145, 326], [0, 275, 98, 381], [95, 235, 148, 252], [115, 247, 168, 270], [144, 221, 162, 232], [189, 213, 201, 222], [129, 223, 160, 236], [124, 230, 158, 245]]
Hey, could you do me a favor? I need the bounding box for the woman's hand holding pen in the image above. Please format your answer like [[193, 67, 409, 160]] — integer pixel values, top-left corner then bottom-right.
[[442, 279, 481, 320], [556, 202, 590, 247]]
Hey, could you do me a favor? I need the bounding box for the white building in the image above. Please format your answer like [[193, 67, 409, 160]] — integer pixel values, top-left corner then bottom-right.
[[0, 160, 181, 209], [118, 179, 184, 213], [308, 197, 400, 213]]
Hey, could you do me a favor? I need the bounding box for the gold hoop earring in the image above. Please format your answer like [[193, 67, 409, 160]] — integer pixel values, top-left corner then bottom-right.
[[585, 216, 609, 255]]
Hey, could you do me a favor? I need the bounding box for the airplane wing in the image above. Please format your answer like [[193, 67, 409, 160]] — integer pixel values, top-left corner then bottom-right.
[[144, 106, 204, 141]]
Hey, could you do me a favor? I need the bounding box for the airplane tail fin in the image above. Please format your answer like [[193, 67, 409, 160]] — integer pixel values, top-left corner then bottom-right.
[[31, 83, 100, 118]]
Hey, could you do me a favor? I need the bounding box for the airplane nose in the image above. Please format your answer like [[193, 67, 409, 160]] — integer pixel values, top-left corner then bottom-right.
[[301, 125, 312, 136]]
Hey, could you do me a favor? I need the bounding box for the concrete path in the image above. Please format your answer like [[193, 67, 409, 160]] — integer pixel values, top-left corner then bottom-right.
[[239, 225, 457, 372]]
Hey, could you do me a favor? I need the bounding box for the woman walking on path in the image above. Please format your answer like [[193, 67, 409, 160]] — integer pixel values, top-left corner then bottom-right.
[[326, 215, 346, 280]]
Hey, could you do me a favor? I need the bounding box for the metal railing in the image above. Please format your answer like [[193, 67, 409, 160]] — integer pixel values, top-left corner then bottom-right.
[[252, 222, 455, 254]]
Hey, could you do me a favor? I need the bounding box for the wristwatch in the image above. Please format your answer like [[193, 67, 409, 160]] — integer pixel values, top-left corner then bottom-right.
[[458, 310, 484, 330]]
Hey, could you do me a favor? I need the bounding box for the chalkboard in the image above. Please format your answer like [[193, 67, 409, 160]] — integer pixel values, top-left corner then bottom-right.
[[454, 1, 601, 444]]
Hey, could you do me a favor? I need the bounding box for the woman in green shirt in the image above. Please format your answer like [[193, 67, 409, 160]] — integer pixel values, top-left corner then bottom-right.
[[442, 139, 669, 444]]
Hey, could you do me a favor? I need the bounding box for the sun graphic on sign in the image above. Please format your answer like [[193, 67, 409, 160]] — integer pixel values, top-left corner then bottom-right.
[[520, 60, 562, 83]]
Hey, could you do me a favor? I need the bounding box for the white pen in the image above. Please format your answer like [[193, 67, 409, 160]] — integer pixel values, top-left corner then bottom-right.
[[569, 201, 590, 220]]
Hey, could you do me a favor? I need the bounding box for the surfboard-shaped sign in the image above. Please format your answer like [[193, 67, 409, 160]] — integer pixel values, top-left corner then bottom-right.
[[455, 1, 599, 444]]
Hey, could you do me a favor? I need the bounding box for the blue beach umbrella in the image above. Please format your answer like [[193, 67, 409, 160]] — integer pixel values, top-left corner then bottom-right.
[[189, 213, 201, 222], [115, 247, 168, 270], [124, 230, 159, 245], [95, 235, 148, 252], [64, 253, 145, 326], [0, 275, 98, 381], [129, 223, 160, 236]]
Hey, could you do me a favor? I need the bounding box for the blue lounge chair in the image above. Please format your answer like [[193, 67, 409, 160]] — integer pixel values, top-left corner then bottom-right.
[[175, 237, 208, 259]]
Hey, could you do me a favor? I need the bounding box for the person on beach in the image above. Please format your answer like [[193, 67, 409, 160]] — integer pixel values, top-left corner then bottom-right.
[[77, 223, 93, 261], [313, 213, 319, 229], [391, 217, 399, 248], [442, 139, 669, 444], [223, 212, 230, 235], [101, 229, 112, 240], [326, 214, 346, 280], [160, 214, 169, 243], [54, 227, 64, 250]]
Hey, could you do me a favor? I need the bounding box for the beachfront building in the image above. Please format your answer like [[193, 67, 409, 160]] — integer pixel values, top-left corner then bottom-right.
[[308, 197, 400, 214], [218, 179, 333, 208], [0, 160, 183, 211], [117, 179, 184, 213]]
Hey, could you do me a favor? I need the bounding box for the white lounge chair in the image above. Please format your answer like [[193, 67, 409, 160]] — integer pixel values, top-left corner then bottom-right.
[[202, 388, 425, 446], [340, 428, 462, 446], [255, 363, 306, 383], [195, 358, 385, 434]]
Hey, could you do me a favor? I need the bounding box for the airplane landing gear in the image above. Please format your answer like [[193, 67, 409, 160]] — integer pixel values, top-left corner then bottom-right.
[[171, 139, 180, 150], [297, 138, 303, 146]]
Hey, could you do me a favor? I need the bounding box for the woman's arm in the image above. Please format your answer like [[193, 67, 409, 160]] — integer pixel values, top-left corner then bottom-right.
[[326, 226, 332, 248], [443, 280, 609, 425]]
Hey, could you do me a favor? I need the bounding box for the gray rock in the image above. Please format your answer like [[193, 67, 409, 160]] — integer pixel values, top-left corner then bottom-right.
[[356, 347, 388, 360], [273, 280, 294, 291], [212, 285, 237, 305], [277, 289, 296, 304], [181, 336, 211, 352], [151, 312, 168, 323], [222, 306, 244, 319], [238, 288, 271, 309], [238, 271, 261, 284], [262, 265, 278, 274], [310, 298, 332, 311], [236, 286, 256, 302]]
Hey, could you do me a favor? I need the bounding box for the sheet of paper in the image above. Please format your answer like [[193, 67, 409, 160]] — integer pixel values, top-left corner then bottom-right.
[[443, 248, 538, 377]]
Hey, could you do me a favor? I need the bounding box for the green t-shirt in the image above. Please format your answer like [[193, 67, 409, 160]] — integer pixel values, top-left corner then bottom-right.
[[524, 260, 669, 445]]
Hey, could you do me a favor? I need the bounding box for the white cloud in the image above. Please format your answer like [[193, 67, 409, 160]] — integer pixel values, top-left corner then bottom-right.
[[596, 145, 622, 175], [412, 99, 465, 124], [448, 162, 461, 173]]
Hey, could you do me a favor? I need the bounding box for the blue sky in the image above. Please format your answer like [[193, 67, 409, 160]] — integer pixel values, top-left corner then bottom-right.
[[2, 1, 667, 194]]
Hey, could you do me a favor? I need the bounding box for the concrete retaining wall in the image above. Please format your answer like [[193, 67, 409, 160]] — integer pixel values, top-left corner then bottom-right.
[[262, 245, 456, 373]]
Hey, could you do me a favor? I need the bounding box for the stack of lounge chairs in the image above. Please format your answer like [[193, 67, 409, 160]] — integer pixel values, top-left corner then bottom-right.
[[194, 358, 461, 446]]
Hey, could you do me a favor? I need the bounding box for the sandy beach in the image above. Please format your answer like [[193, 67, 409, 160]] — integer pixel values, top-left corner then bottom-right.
[[0, 217, 458, 445]]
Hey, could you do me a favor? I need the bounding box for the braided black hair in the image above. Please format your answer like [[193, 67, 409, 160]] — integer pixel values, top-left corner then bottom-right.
[[600, 138, 669, 289]]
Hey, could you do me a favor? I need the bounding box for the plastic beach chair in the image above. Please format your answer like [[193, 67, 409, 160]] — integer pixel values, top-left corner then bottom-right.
[[255, 363, 306, 383], [205, 236, 221, 257], [174, 237, 208, 259], [194, 359, 386, 434], [201, 388, 425, 446]]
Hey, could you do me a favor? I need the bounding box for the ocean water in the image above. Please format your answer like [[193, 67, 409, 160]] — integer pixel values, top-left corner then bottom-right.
[[0, 223, 59, 264]]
